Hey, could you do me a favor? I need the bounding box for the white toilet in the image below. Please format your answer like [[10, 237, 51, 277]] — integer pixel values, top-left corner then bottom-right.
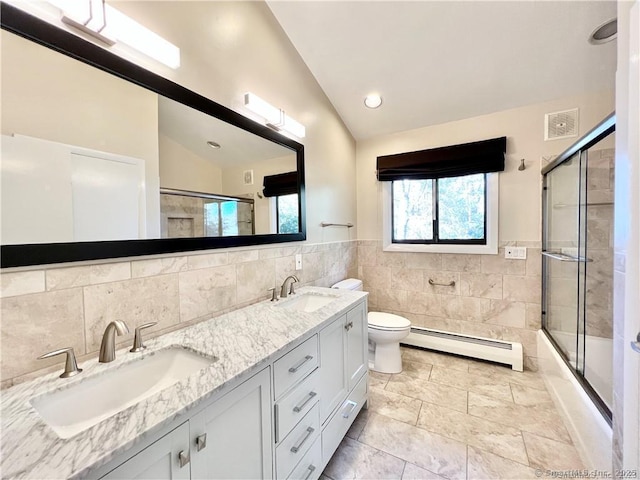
[[331, 278, 411, 374]]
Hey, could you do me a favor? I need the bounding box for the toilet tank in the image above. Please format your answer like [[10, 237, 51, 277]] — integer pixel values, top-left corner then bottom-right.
[[331, 278, 363, 291]]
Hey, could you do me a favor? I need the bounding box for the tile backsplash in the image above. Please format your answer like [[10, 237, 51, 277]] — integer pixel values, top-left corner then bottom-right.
[[1, 238, 543, 387], [0, 241, 357, 388], [358, 240, 542, 370]]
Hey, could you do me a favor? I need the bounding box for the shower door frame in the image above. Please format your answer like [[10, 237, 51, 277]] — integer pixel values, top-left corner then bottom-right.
[[541, 112, 615, 425]]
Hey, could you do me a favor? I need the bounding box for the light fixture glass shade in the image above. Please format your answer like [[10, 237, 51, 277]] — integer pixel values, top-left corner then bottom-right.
[[46, 0, 180, 69], [244, 93, 305, 138]]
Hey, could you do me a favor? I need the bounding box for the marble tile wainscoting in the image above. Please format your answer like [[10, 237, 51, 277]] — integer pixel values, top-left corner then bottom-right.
[[322, 347, 585, 480], [0, 240, 357, 388], [358, 240, 542, 370]]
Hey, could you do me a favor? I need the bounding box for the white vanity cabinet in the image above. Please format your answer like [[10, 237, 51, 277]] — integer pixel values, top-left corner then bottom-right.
[[97, 367, 272, 480], [89, 295, 368, 480], [318, 300, 368, 466], [101, 422, 191, 480], [190, 367, 273, 480]]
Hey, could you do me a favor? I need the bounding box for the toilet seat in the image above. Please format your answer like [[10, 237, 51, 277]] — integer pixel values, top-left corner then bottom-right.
[[368, 312, 411, 331]]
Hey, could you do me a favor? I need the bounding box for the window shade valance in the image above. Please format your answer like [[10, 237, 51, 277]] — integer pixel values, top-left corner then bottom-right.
[[376, 136, 507, 181], [263, 171, 298, 197]]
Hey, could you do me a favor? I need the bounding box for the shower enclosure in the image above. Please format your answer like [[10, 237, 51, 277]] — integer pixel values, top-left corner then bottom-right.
[[541, 113, 615, 422]]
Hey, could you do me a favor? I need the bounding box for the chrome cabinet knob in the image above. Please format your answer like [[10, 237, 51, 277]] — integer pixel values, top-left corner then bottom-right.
[[178, 450, 190, 468], [38, 347, 82, 378]]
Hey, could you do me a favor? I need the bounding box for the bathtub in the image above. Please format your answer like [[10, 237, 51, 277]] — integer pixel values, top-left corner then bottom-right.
[[537, 330, 612, 471]]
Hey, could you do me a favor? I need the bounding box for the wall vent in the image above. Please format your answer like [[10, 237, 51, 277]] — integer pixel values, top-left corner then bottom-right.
[[545, 108, 579, 141]]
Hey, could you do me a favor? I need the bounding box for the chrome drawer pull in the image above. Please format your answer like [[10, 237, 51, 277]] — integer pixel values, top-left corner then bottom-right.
[[342, 400, 358, 419], [289, 355, 313, 373], [178, 450, 190, 468], [344, 321, 353, 331], [304, 465, 317, 480], [293, 391, 317, 413], [290, 426, 315, 453], [196, 434, 207, 452]]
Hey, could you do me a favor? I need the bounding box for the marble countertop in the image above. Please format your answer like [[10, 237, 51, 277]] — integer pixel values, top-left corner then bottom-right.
[[1, 286, 367, 479]]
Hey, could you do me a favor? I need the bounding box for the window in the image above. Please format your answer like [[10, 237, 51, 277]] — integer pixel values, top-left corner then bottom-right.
[[377, 136, 505, 255], [276, 193, 299, 234], [383, 173, 498, 254], [392, 173, 486, 244]]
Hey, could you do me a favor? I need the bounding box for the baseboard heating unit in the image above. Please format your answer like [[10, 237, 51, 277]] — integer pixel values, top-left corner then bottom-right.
[[401, 327, 523, 371]]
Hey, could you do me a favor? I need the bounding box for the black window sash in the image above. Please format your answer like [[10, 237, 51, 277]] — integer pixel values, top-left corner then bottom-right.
[[391, 174, 488, 245]]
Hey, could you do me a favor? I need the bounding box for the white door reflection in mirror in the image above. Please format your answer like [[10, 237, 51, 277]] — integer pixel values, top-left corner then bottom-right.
[[1, 134, 147, 244], [71, 153, 145, 242]]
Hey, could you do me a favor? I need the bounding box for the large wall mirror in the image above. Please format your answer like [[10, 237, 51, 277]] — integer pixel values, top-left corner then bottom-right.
[[0, 4, 305, 268]]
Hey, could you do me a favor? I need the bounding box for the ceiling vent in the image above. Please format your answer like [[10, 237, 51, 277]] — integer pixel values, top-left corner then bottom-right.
[[545, 108, 579, 141]]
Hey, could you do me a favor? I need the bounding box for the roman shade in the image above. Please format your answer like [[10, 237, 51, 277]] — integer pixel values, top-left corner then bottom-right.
[[262, 171, 298, 197], [376, 136, 507, 181]]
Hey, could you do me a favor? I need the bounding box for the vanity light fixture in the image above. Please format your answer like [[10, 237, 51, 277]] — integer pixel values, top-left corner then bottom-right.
[[364, 94, 383, 109], [46, 0, 181, 69], [244, 93, 306, 138], [207, 141, 221, 149]]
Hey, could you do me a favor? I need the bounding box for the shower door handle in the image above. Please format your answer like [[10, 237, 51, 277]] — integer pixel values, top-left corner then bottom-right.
[[631, 332, 640, 354]]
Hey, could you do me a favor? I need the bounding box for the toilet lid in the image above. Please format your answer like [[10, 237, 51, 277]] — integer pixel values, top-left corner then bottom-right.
[[368, 312, 411, 330]]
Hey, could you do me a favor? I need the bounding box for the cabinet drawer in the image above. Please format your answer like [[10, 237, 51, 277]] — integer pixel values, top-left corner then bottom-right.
[[276, 369, 320, 442], [276, 404, 320, 480], [286, 436, 322, 480], [321, 373, 368, 463], [274, 335, 319, 399]]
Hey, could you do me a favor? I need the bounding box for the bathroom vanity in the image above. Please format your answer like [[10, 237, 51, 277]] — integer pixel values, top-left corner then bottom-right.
[[0, 287, 368, 479]]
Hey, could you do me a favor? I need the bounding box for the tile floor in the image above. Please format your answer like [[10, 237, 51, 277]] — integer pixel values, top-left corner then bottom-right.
[[321, 347, 584, 480]]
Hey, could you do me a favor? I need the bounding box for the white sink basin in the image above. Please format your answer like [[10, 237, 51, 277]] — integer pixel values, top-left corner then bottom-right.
[[279, 293, 337, 313], [31, 347, 215, 439]]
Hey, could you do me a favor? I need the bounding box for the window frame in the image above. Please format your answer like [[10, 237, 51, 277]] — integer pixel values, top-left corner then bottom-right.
[[383, 173, 499, 254]]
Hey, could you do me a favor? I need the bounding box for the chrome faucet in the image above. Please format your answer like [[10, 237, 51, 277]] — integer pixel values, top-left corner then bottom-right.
[[280, 275, 299, 298], [99, 320, 129, 363]]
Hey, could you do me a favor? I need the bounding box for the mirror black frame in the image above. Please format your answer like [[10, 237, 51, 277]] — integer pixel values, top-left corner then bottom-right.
[[0, 3, 306, 268]]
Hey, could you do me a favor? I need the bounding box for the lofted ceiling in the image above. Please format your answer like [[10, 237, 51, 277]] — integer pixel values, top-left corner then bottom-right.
[[266, 1, 617, 141]]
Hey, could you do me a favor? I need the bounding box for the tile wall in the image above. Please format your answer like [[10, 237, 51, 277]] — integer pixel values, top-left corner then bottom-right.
[[0, 240, 357, 388], [358, 240, 542, 369]]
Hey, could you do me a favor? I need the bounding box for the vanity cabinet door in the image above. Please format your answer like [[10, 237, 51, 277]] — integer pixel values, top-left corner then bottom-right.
[[100, 422, 191, 480], [318, 315, 347, 424], [190, 367, 273, 480], [345, 302, 367, 391]]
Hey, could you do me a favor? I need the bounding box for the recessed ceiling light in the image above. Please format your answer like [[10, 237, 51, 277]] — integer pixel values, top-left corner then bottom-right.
[[207, 140, 221, 149], [364, 94, 383, 109], [589, 18, 617, 45]]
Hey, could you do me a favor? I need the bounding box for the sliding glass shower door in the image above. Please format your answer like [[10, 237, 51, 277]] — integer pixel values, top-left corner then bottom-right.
[[542, 115, 615, 420]]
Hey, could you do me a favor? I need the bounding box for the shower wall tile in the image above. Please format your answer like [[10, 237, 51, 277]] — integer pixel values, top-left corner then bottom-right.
[[1, 241, 357, 386]]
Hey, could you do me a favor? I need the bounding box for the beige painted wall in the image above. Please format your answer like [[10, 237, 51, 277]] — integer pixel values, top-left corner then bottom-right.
[[159, 134, 223, 194], [356, 90, 615, 243]]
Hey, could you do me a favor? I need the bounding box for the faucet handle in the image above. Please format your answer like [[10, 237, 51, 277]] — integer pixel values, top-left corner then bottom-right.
[[289, 280, 297, 295], [38, 347, 82, 378], [130, 322, 158, 353], [268, 287, 278, 302]]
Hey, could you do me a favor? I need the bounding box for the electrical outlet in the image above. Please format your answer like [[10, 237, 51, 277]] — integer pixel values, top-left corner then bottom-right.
[[505, 247, 527, 259], [295, 254, 303, 270]]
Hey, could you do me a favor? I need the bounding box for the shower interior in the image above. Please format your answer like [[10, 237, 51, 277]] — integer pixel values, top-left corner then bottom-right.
[[542, 115, 615, 420]]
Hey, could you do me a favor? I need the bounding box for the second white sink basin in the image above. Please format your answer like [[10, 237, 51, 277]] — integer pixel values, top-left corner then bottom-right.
[[31, 347, 215, 439], [279, 293, 337, 313]]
